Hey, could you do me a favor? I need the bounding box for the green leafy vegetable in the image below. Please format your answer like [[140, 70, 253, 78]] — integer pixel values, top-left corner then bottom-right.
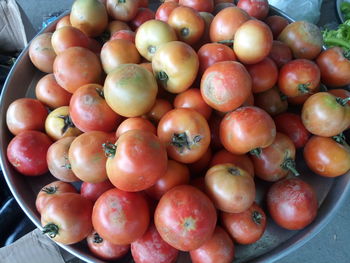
[[322, 19, 350, 51], [341, 2, 350, 21]]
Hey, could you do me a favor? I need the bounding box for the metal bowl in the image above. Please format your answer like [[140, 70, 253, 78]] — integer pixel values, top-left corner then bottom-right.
[[1, 4, 350, 263]]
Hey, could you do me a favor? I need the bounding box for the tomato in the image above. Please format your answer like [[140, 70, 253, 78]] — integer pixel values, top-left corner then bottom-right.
[[278, 21, 323, 60], [131, 224, 179, 263], [301, 92, 350, 137], [157, 108, 210, 163], [189, 226, 234, 263], [237, 0, 269, 20], [329, 89, 350, 105], [68, 131, 114, 183], [92, 188, 150, 245], [188, 147, 212, 175], [110, 29, 136, 43], [47, 136, 79, 182], [53, 47, 102, 93], [7, 131, 52, 176], [154, 185, 217, 251], [220, 106, 276, 155], [155, 2, 179, 22], [197, 43, 236, 75], [212, 3, 235, 15], [51, 26, 89, 54], [87, 231, 130, 260], [70, 0, 108, 37], [246, 57, 278, 94], [195, 12, 214, 48], [221, 202, 266, 245], [168, 6, 205, 45], [56, 15, 71, 29], [104, 64, 157, 117], [209, 7, 249, 43], [81, 180, 115, 202], [106, 130, 168, 192], [274, 113, 310, 148], [45, 106, 82, 141], [116, 117, 156, 138], [41, 193, 93, 244], [69, 84, 121, 133], [106, 0, 140, 21], [35, 74, 72, 109], [107, 20, 131, 36], [35, 181, 77, 214], [210, 149, 254, 177], [267, 178, 318, 230], [234, 20, 273, 64], [146, 160, 190, 200], [135, 20, 177, 61], [179, 0, 214, 12], [139, 0, 148, 7], [200, 61, 252, 112], [145, 98, 173, 124], [130, 8, 155, 30], [278, 59, 320, 102], [205, 163, 255, 213], [29, 33, 56, 73], [174, 88, 212, 120], [304, 135, 350, 177], [268, 40, 293, 68], [152, 41, 199, 94], [254, 86, 288, 116], [316, 47, 350, 87], [6, 98, 48, 135], [265, 15, 289, 39], [208, 113, 223, 151]]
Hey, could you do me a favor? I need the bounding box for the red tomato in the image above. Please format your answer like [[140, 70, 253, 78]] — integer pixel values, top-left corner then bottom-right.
[[29, 33, 56, 73], [205, 163, 255, 213], [237, 0, 269, 20], [116, 117, 156, 138], [131, 224, 179, 263], [6, 98, 48, 135], [174, 88, 212, 120], [155, 2, 179, 22], [316, 47, 350, 87], [110, 29, 136, 43], [189, 226, 234, 263], [304, 136, 350, 178], [254, 86, 288, 116], [41, 193, 93, 244], [145, 98, 173, 124], [154, 185, 217, 251], [106, 130, 168, 192], [234, 20, 273, 64], [179, 0, 214, 12], [51, 26, 90, 54], [246, 57, 278, 93], [35, 181, 77, 214], [92, 188, 150, 245], [56, 15, 71, 29], [210, 149, 254, 177], [221, 202, 266, 245], [220, 106, 276, 155], [69, 84, 122, 133], [200, 61, 252, 112], [267, 178, 318, 230], [197, 43, 236, 75], [7, 131, 52, 176], [106, 0, 140, 21], [130, 8, 155, 30], [87, 231, 130, 261], [35, 74, 72, 109], [80, 180, 115, 202], [157, 108, 210, 163], [195, 12, 214, 48], [265, 15, 289, 39], [274, 112, 310, 148], [146, 160, 190, 200], [268, 40, 293, 68], [107, 20, 131, 35]]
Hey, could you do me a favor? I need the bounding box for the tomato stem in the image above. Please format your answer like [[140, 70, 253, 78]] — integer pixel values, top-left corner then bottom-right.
[[332, 133, 348, 146], [319, 83, 328, 92], [252, 210, 262, 225], [281, 158, 300, 176], [298, 83, 311, 94], [118, 0, 126, 3], [41, 186, 58, 194], [103, 143, 117, 157], [42, 223, 59, 238], [344, 50, 350, 60], [336, 97, 350, 106], [157, 71, 168, 87], [171, 132, 190, 153], [279, 91, 288, 101], [249, 148, 262, 157], [180, 27, 190, 37], [57, 115, 75, 135], [228, 167, 241, 176], [93, 232, 103, 244], [147, 45, 156, 54], [216, 40, 234, 47], [96, 88, 104, 99]]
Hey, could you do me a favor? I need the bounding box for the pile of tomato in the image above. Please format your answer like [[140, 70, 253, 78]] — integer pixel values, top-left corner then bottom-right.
[[4, 0, 350, 262]]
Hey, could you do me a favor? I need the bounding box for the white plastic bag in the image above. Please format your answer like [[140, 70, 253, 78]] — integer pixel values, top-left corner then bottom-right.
[[268, 0, 323, 24]]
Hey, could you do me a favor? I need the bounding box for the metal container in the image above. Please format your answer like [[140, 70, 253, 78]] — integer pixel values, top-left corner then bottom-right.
[[1, 4, 350, 263]]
